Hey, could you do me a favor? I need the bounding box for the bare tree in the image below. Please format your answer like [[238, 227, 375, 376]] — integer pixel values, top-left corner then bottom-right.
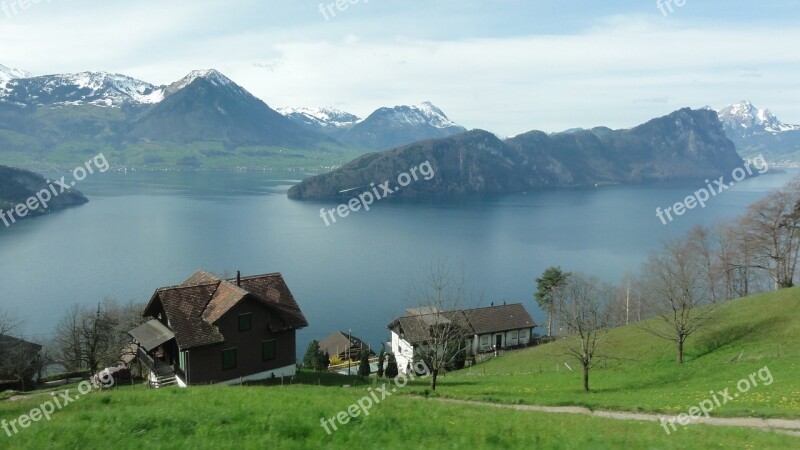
[[740, 177, 800, 290], [553, 273, 614, 392], [0, 309, 20, 337], [687, 225, 722, 303], [406, 262, 474, 391], [54, 304, 84, 371], [639, 239, 716, 364], [53, 299, 145, 375]]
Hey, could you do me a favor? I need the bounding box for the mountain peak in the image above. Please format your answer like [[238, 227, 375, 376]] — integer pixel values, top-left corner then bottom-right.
[[718, 100, 799, 135], [278, 106, 360, 128], [0, 64, 32, 80], [165, 68, 244, 97]]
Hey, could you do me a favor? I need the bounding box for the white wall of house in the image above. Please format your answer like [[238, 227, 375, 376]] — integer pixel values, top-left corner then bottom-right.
[[390, 331, 416, 374], [471, 328, 533, 354]]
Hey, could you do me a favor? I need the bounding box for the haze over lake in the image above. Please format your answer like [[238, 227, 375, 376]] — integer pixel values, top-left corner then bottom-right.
[[1, 170, 795, 352]]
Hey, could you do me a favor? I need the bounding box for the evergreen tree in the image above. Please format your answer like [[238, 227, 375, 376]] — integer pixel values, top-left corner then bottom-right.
[[315, 350, 330, 371], [377, 348, 386, 378], [385, 353, 399, 378], [358, 350, 371, 377], [303, 340, 321, 369], [535, 266, 571, 337]]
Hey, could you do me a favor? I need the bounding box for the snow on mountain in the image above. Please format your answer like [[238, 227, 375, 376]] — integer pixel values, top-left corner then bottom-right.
[[717, 101, 800, 136], [0, 66, 264, 108], [278, 106, 360, 128], [164, 69, 251, 99], [0, 64, 32, 92], [0, 71, 164, 107], [374, 101, 462, 130]]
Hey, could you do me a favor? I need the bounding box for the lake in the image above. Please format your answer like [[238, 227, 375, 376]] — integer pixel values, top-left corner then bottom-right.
[[1, 169, 796, 354]]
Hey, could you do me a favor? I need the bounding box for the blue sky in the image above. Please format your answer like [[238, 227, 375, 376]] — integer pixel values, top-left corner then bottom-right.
[[1, 0, 799, 136]]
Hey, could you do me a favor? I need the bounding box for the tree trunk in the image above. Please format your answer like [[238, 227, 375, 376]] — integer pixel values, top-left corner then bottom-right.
[[677, 339, 684, 364], [431, 369, 438, 391], [547, 310, 554, 337], [582, 365, 590, 392]]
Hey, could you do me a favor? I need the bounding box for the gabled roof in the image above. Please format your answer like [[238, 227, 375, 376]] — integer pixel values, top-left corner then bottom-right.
[[142, 270, 309, 350], [388, 303, 535, 345], [318, 331, 373, 358], [0, 334, 42, 354], [462, 304, 535, 335]]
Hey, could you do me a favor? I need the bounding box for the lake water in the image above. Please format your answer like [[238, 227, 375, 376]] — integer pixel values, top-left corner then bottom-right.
[[1, 169, 796, 354]]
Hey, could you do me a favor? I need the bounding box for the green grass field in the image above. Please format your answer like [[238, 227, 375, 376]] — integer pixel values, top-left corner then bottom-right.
[[1, 288, 798, 449], [438, 287, 800, 418]]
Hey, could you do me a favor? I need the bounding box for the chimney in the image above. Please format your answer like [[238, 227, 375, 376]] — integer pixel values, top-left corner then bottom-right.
[[236, 271, 241, 286]]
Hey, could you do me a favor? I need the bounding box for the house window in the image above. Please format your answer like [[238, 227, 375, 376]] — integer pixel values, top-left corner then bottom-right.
[[239, 313, 252, 332], [262, 340, 277, 361], [222, 348, 237, 370], [480, 335, 490, 347], [519, 329, 529, 339]]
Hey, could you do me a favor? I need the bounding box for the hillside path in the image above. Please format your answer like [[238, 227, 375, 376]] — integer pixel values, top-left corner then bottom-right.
[[427, 397, 800, 437]]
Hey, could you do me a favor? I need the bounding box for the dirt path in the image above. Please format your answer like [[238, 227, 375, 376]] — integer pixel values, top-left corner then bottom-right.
[[427, 397, 800, 436]]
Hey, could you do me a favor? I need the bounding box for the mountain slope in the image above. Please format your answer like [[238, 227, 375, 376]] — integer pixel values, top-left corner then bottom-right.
[[278, 101, 467, 151], [0, 67, 350, 168], [342, 101, 467, 150], [0, 165, 88, 221], [717, 101, 800, 162], [278, 106, 360, 129], [126, 70, 329, 148], [288, 108, 743, 199]]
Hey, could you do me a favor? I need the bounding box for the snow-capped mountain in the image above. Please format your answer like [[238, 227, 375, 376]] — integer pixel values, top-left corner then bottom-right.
[[163, 69, 253, 100], [386, 101, 463, 130], [0, 64, 32, 91], [279, 101, 467, 150], [278, 106, 360, 129], [1, 71, 164, 107], [0, 68, 253, 108], [717, 101, 800, 162], [343, 101, 467, 150], [717, 101, 800, 136]]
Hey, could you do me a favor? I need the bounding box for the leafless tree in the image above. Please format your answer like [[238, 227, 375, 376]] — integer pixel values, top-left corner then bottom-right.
[[639, 239, 716, 364], [687, 225, 722, 303], [53, 299, 146, 374], [553, 273, 614, 392], [740, 177, 800, 290], [406, 262, 474, 391]]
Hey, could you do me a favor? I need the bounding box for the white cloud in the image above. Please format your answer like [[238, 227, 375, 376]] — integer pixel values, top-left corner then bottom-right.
[[1, 5, 799, 135]]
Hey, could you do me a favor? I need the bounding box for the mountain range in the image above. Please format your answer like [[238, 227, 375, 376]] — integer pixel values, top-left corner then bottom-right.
[[2, 63, 799, 176], [0, 64, 466, 169], [288, 108, 744, 199], [279, 102, 467, 151], [716, 101, 800, 163]]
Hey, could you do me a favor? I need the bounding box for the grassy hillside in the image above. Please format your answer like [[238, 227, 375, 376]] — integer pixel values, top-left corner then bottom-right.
[[1, 383, 797, 449], [440, 287, 800, 417], [1, 289, 798, 449]]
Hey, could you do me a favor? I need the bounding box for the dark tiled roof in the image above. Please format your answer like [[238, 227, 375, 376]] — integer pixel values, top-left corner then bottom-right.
[[234, 274, 309, 331], [462, 304, 536, 335], [201, 281, 249, 324], [154, 283, 223, 349], [388, 304, 535, 345], [0, 334, 42, 354], [141, 270, 308, 350]]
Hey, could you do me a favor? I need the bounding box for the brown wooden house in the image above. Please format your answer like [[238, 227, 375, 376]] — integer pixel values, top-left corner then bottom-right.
[[129, 270, 308, 387]]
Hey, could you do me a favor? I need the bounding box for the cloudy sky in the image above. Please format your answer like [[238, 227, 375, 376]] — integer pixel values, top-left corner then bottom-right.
[[1, 0, 799, 136]]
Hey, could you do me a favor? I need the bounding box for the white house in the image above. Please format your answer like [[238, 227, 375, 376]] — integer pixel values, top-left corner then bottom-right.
[[387, 304, 536, 374]]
